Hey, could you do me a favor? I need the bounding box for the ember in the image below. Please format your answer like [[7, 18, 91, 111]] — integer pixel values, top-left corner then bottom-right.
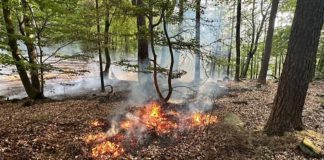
[[84, 102, 218, 158]]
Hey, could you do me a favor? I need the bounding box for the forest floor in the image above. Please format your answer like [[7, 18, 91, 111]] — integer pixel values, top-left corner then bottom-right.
[[0, 80, 323, 159]]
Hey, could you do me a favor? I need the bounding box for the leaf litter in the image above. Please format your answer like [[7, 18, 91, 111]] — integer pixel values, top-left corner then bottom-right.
[[0, 80, 323, 159]]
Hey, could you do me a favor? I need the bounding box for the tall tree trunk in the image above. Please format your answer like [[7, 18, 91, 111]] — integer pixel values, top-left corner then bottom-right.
[[254, 55, 258, 79], [162, 12, 174, 102], [227, 1, 236, 77], [250, 57, 253, 79], [317, 44, 324, 78], [194, 0, 201, 83], [264, 0, 324, 136], [2, 0, 41, 99], [274, 55, 278, 77], [96, 0, 105, 92], [255, 56, 259, 78], [124, 36, 129, 53], [235, 0, 242, 82], [20, 0, 41, 92], [135, 0, 149, 83], [258, 0, 280, 84], [278, 52, 282, 76], [174, 0, 185, 72], [103, 0, 111, 78]]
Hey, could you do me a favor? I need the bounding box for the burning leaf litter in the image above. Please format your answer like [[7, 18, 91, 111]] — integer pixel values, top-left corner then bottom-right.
[[83, 101, 218, 158]]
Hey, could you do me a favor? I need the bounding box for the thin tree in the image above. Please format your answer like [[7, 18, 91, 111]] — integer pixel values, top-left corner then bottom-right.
[[96, 0, 105, 92], [258, 0, 280, 84], [148, 0, 173, 103], [103, 0, 112, 77], [18, 0, 41, 93], [194, 0, 201, 83], [234, 0, 241, 82], [264, 0, 324, 136], [133, 0, 149, 83], [227, 1, 236, 77]]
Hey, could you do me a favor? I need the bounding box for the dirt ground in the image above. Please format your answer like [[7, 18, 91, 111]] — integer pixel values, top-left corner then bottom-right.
[[0, 80, 323, 159]]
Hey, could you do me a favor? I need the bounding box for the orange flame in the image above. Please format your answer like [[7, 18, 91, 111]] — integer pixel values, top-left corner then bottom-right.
[[140, 102, 178, 133], [84, 132, 107, 144], [84, 101, 218, 158], [92, 141, 124, 158], [90, 119, 104, 127], [191, 113, 218, 126], [120, 120, 133, 130]]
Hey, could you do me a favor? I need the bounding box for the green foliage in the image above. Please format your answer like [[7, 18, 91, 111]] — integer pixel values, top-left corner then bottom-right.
[[0, 53, 14, 65], [281, 0, 297, 12], [272, 26, 291, 56]]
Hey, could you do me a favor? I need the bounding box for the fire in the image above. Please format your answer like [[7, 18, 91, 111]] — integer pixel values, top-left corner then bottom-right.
[[120, 120, 133, 130], [191, 113, 218, 126], [84, 101, 218, 158], [92, 141, 124, 158], [193, 113, 203, 125], [84, 132, 107, 144], [90, 119, 104, 127], [149, 102, 161, 118], [140, 102, 177, 133]]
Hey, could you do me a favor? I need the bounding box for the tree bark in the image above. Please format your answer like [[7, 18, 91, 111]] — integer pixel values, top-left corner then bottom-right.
[[103, 0, 111, 78], [2, 0, 41, 99], [258, 0, 280, 84], [234, 0, 241, 82], [227, 1, 236, 77], [274, 55, 278, 77], [135, 0, 149, 83], [96, 0, 105, 92], [194, 0, 201, 83], [173, 0, 185, 72], [162, 12, 174, 102], [317, 43, 324, 78], [21, 0, 41, 92], [264, 0, 324, 136]]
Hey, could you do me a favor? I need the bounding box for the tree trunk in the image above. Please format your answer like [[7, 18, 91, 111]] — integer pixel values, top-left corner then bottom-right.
[[274, 55, 278, 77], [258, 0, 280, 84], [103, 0, 111, 78], [254, 56, 257, 79], [278, 52, 282, 76], [135, 0, 149, 83], [235, 0, 241, 82], [227, 1, 236, 77], [317, 45, 324, 78], [194, 0, 201, 83], [309, 58, 317, 82], [162, 12, 174, 102], [250, 57, 253, 79], [124, 36, 129, 53], [241, 53, 252, 78], [255, 56, 259, 78], [2, 0, 41, 99], [95, 0, 105, 92], [264, 0, 324, 136], [174, 0, 185, 72], [20, 0, 41, 92]]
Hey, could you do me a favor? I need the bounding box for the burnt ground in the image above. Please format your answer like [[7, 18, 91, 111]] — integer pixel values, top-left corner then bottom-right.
[[0, 80, 323, 159]]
